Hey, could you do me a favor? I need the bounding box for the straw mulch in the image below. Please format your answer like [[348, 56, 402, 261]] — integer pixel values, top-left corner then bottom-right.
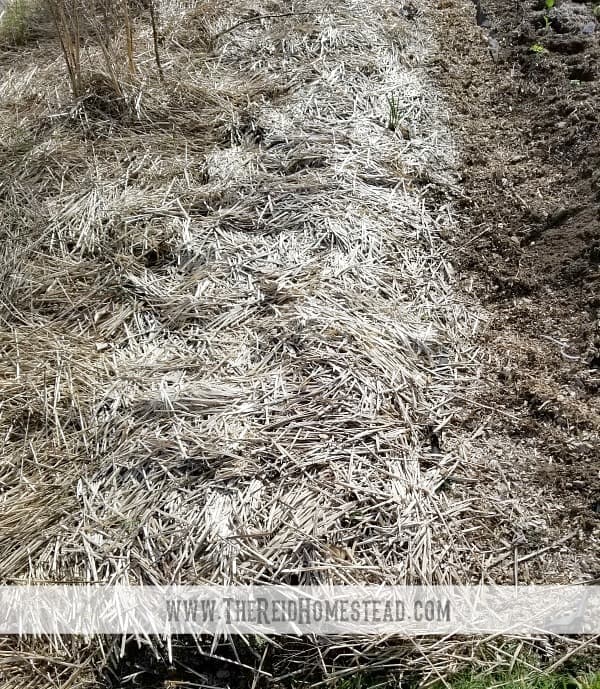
[[0, 0, 596, 685]]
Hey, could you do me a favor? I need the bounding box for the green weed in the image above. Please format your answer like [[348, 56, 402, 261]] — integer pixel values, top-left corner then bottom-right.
[[543, 14, 550, 31], [436, 670, 600, 689], [318, 667, 600, 689]]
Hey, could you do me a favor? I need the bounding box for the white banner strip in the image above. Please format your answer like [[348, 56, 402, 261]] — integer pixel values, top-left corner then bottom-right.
[[1, 585, 598, 635]]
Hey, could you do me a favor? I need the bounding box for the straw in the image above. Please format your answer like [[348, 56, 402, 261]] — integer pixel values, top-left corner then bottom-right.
[[0, 0, 596, 685]]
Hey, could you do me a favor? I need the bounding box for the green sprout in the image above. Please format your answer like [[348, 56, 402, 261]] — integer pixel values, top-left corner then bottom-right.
[[386, 92, 402, 132]]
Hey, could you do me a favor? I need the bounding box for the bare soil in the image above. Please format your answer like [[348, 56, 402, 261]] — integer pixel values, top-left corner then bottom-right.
[[432, 0, 600, 560]]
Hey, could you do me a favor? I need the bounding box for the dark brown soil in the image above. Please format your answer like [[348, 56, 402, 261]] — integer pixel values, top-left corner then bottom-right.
[[432, 0, 600, 556]]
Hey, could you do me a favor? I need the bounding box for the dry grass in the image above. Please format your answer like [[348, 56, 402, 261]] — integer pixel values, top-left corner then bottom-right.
[[42, 0, 164, 97], [0, 0, 597, 685]]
